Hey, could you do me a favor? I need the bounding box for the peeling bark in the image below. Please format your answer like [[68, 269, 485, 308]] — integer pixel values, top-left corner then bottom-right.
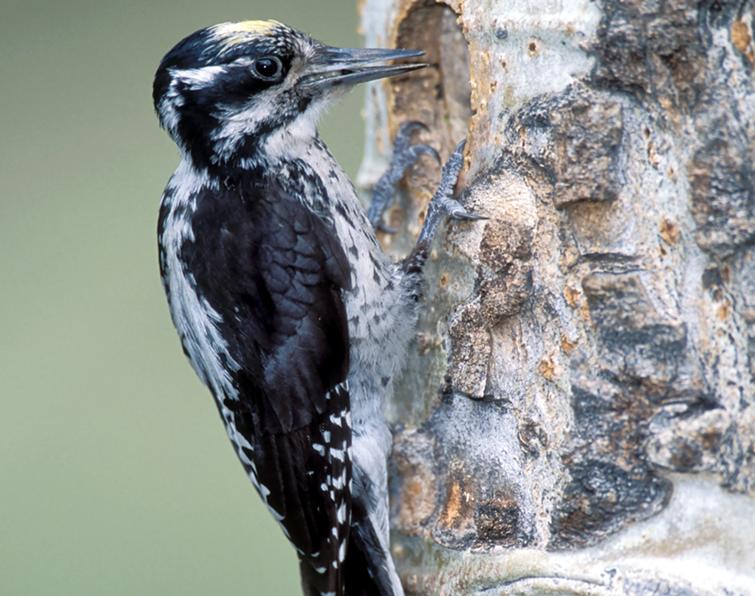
[[358, 0, 755, 593]]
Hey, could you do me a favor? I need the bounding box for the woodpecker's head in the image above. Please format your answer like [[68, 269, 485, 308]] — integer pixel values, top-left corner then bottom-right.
[[153, 20, 424, 170]]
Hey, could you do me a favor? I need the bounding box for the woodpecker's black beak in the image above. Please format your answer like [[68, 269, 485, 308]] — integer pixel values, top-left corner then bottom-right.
[[301, 46, 426, 90]]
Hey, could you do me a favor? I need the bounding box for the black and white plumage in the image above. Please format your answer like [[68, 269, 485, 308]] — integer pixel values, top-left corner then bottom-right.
[[153, 20, 479, 596]]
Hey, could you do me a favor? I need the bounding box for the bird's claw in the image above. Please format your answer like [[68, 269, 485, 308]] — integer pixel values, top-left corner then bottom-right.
[[441, 196, 486, 222], [406, 143, 441, 166], [394, 121, 430, 151]]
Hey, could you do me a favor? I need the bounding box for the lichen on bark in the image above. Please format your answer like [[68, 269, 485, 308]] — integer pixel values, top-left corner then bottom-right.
[[358, 0, 755, 593]]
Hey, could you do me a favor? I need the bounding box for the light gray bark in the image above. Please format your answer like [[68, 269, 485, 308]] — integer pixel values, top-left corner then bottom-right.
[[358, 0, 755, 594]]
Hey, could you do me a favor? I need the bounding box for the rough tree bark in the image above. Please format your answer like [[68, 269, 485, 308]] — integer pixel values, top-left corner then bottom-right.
[[356, 0, 755, 593]]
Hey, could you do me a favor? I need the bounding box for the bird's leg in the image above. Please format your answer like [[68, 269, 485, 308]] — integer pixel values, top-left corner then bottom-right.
[[403, 140, 485, 280], [367, 121, 440, 233]]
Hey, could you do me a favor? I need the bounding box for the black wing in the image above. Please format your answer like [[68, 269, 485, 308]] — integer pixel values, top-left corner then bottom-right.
[[184, 179, 354, 594]]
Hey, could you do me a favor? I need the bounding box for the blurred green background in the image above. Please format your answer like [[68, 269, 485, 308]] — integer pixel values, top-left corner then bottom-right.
[[1, 1, 364, 594]]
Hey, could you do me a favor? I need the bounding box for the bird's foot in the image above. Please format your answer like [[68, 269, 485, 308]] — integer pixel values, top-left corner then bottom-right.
[[403, 140, 485, 275], [415, 140, 484, 245], [367, 121, 440, 233]]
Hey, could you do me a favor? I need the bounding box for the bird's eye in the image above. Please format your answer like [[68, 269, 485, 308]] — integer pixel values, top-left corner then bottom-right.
[[253, 56, 283, 81]]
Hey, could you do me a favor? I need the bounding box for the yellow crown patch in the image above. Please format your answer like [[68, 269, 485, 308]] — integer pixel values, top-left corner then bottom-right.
[[212, 20, 282, 51]]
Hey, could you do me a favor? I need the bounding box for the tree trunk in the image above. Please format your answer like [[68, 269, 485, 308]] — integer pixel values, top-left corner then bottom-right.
[[357, 0, 755, 593]]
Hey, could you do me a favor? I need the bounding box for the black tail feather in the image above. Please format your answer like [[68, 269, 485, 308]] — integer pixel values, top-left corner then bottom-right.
[[300, 508, 392, 596], [299, 557, 344, 596], [342, 501, 396, 596]]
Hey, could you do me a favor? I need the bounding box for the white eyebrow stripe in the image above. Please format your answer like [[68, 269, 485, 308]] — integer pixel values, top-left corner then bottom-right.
[[171, 65, 227, 88]]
